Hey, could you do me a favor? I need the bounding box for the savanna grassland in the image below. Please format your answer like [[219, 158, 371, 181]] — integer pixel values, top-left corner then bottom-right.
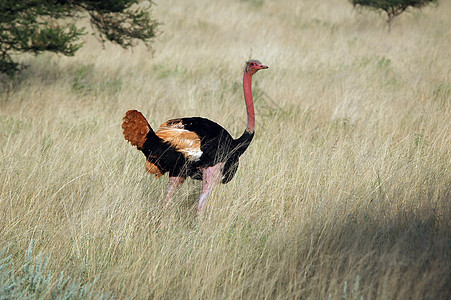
[[1, 0, 450, 298]]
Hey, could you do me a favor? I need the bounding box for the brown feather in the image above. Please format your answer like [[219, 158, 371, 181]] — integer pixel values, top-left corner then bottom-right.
[[156, 120, 202, 161], [122, 110, 151, 148], [145, 160, 163, 177]]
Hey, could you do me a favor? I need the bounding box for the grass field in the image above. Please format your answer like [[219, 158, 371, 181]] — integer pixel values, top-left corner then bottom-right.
[[1, 0, 450, 298]]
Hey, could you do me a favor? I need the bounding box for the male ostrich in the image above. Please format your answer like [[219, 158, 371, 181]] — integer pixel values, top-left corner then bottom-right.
[[122, 60, 268, 217]]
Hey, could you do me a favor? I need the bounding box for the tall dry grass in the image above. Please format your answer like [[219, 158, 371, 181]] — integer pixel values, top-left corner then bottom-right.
[[1, 0, 450, 298]]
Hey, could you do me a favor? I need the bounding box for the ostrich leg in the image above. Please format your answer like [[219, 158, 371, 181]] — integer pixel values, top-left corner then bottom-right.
[[163, 176, 185, 205], [198, 163, 224, 219]]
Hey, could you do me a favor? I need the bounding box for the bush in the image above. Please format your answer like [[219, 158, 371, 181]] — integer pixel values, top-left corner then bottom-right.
[[0, 240, 111, 299], [349, 0, 438, 30], [0, 0, 159, 76]]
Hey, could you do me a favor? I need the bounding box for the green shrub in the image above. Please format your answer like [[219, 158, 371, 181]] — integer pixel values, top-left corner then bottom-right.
[[0, 240, 111, 299]]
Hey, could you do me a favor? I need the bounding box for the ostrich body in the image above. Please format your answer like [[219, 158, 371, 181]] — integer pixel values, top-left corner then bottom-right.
[[122, 60, 268, 217]]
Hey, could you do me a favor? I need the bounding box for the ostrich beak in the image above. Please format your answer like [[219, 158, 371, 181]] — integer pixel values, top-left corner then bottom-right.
[[260, 64, 269, 69]]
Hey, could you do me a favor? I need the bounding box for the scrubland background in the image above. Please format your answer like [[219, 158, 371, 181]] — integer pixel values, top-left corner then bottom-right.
[[1, 0, 450, 298]]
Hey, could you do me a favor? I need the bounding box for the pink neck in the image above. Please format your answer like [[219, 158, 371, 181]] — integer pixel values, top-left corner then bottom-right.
[[243, 72, 255, 133]]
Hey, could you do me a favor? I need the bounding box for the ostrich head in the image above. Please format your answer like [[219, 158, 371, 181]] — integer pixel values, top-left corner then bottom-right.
[[245, 60, 269, 75]]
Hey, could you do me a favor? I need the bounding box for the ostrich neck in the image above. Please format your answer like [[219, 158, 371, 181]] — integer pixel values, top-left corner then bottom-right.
[[243, 72, 255, 133], [231, 71, 255, 157]]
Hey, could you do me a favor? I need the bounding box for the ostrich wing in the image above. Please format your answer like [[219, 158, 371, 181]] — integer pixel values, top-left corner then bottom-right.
[[156, 119, 203, 161]]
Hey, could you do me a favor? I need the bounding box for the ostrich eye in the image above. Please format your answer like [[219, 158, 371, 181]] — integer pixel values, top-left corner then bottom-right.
[[250, 63, 254, 66]]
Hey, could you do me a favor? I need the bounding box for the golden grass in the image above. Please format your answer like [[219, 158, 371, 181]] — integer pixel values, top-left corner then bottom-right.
[[1, 0, 450, 298]]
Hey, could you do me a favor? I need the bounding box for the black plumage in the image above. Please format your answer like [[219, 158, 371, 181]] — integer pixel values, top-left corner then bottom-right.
[[139, 117, 254, 184]]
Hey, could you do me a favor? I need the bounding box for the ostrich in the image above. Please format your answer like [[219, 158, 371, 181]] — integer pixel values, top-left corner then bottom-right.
[[122, 59, 268, 217]]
